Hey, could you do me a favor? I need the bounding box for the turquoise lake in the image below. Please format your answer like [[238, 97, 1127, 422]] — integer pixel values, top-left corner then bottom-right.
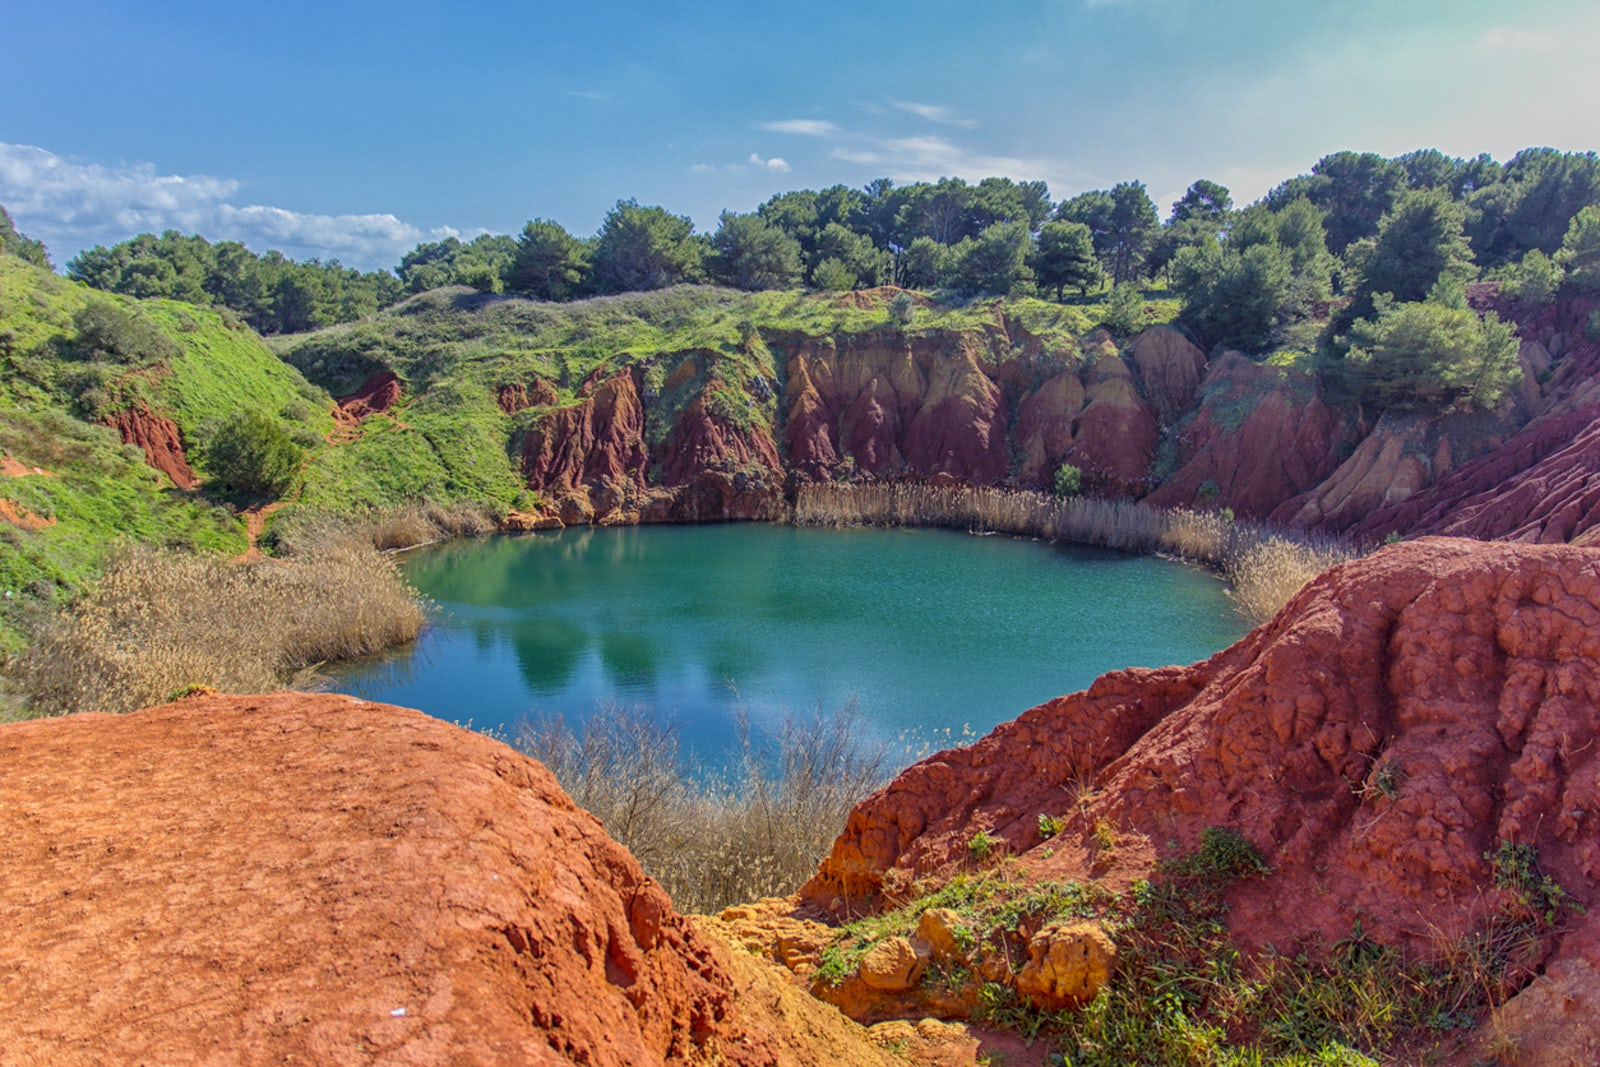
[[331, 524, 1249, 761]]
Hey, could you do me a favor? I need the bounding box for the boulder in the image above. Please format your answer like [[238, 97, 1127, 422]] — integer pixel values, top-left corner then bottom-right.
[[858, 936, 925, 991], [1013, 922, 1117, 1011]]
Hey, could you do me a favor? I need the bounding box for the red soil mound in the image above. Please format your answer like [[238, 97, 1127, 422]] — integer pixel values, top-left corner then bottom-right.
[[805, 539, 1600, 973], [0, 455, 53, 478], [0, 694, 881, 1066], [336, 370, 403, 420], [100, 403, 198, 490]]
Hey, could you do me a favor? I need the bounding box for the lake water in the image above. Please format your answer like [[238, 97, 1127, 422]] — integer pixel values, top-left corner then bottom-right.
[[331, 524, 1249, 762]]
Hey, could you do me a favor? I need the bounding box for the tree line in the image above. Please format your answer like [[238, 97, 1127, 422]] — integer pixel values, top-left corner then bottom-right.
[[12, 146, 1600, 412]]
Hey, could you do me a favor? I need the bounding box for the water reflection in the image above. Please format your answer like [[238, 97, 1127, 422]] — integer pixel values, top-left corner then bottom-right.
[[334, 524, 1250, 761]]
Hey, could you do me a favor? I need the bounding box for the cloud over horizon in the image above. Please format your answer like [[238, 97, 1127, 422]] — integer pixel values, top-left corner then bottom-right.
[[0, 143, 450, 271]]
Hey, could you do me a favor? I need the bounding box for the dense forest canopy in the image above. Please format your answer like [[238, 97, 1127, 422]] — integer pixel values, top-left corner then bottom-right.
[[12, 146, 1600, 412]]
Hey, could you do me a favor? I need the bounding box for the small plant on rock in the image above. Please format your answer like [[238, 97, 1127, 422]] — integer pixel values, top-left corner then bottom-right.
[[968, 830, 999, 864]]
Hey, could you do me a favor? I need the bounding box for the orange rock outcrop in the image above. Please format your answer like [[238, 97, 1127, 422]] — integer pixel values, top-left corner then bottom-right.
[[0, 694, 891, 1066]]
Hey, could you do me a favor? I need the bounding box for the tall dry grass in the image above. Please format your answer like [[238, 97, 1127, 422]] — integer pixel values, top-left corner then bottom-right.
[[15, 534, 425, 717], [270, 500, 497, 556], [516, 702, 886, 914], [794, 483, 1354, 625]]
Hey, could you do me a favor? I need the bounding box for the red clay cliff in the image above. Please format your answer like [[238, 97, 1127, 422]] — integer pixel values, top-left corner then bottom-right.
[[805, 538, 1600, 970]]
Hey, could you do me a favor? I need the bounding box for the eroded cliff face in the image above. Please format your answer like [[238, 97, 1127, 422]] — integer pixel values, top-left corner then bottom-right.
[[516, 318, 1199, 526], [775, 330, 1012, 485], [1143, 354, 1361, 520], [1269, 293, 1600, 542], [101, 402, 198, 490], [0, 693, 899, 1067], [502, 290, 1600, 549]]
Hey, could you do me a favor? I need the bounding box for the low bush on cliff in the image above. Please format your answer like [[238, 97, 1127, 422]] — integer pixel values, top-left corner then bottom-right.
[[515, 702, 886, 913], [13, 534, 424, 717]]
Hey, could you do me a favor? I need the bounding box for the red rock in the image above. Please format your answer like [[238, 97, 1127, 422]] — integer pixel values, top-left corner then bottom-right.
[[805, 539, 1600, 972], [1351, 403, 1600, 544], [521, 371, 650, 497], [776, 331, 1010, 485], [497, 379, 559, 415], [100, 403, 198, 490], [1124, 326, 1205, 426], [1011, 371, 1085, 486], [1144, 354, 1359, 520], [336, 370, 403, 420], [1272, 408, 1511, 534], [1060, 353, 1158, 496], [655, 394, 783, 488]]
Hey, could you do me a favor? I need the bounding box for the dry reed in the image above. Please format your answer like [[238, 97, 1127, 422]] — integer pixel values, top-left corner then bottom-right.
[[15, 535, 425, 717], [794, 483, 1354, 625], [516, 702, 886, 914], [270, 501, 497, 557]]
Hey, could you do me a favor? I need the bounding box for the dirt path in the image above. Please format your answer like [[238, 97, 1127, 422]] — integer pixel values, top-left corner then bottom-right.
[[234, 501, 286, 562]]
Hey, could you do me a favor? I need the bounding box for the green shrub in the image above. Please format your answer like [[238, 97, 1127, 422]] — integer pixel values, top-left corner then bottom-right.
[[203, 409, 302, 496], [887, 290, 916, 325], [71, 301, 179, 365], [1101, 282, 1145, 336], [1343, 296, 1520, 411], [1052, 462, 1083, 498]]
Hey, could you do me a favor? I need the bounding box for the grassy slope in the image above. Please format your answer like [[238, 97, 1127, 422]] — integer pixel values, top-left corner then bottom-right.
[[0, 254, 329, 650]]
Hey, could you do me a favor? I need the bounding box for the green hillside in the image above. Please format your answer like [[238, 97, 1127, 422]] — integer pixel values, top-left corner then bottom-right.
[[0, 253, 334, 650]]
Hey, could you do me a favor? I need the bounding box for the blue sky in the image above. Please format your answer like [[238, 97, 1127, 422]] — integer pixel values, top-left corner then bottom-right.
[[4, 0, 1600, 271]]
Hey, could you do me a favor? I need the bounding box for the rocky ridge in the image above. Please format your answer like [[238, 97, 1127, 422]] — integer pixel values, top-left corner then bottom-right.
[[486, 288, 1600, 546]]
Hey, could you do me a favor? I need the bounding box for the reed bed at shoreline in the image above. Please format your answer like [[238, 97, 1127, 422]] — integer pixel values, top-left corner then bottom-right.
[[269, 500, 499, 555], [794, 483, 1354, 625]]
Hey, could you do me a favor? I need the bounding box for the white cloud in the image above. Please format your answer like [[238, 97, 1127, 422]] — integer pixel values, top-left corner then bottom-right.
[[691, 153, 792, 177], [1477, 25, 1559, 52], [759, 119, 839, 137], [0, 142, 450, 271], [831, 134, 1064, 187], [889, 100, 978, 129]]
